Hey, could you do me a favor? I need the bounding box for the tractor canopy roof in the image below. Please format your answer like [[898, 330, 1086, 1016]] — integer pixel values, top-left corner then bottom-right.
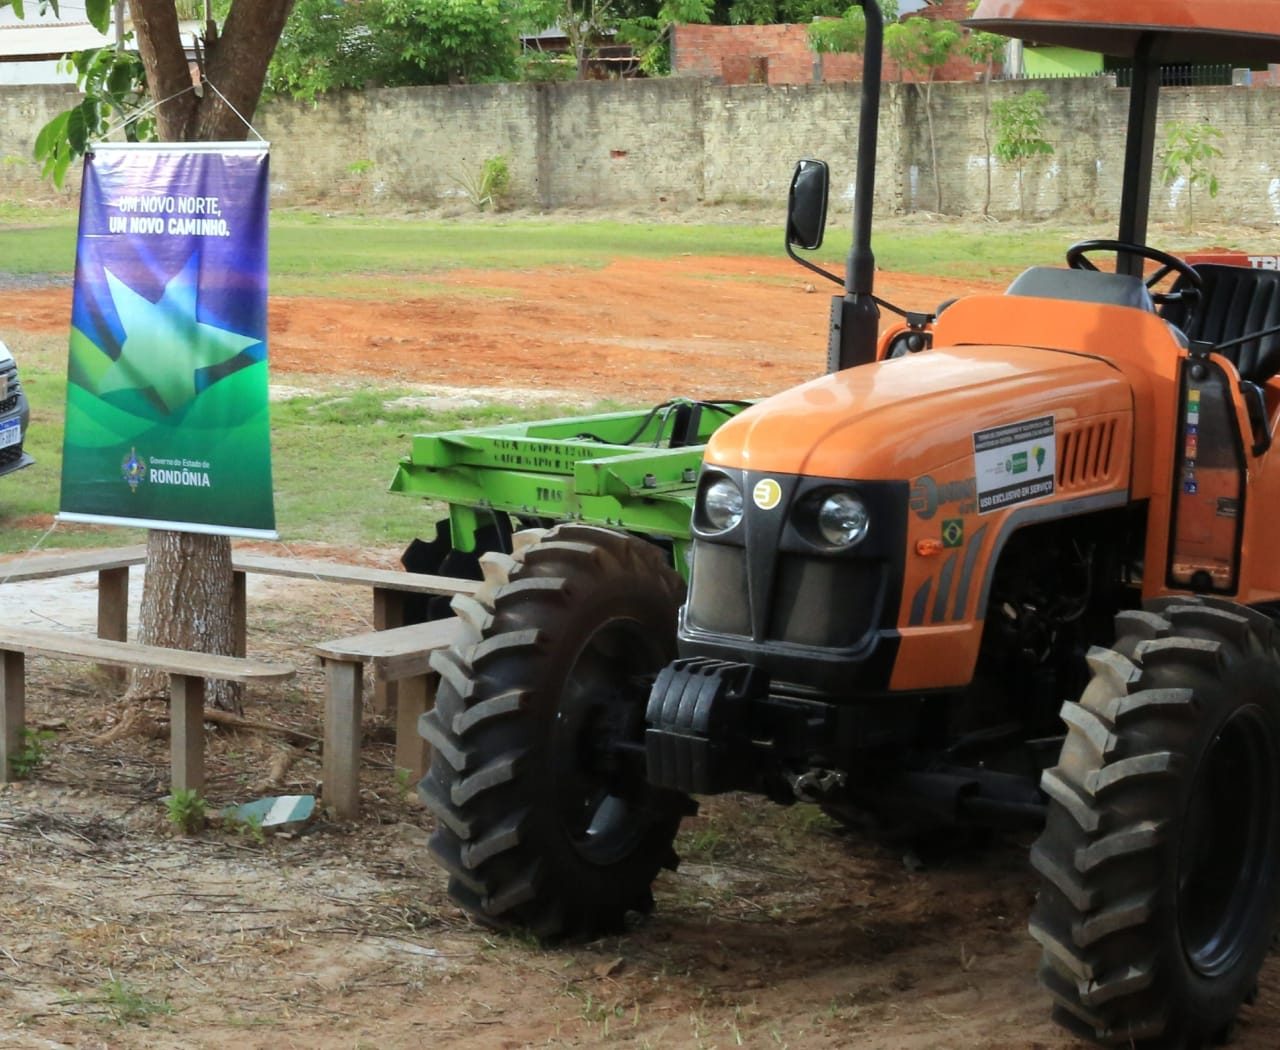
[[968, 0, 1280, 63]]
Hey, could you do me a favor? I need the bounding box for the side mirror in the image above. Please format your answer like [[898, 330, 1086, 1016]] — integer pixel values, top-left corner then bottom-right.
[[787, 159, 829, 251]]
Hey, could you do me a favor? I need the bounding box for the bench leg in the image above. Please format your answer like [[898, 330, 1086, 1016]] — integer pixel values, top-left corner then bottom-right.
[[323, 658, 363, 819], [231, 570, 247, 659], [394, 673, 432, 787], [97, 566, 129, 682], [372, 588, 404, 715], [0, 650, 25, 783], [170, 674, 205, 795]]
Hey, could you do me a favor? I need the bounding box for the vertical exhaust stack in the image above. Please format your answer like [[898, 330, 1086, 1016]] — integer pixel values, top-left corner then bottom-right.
[[829, 0, 884, 373]]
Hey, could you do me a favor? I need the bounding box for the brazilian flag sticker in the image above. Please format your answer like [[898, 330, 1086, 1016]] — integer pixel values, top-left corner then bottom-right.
[[942, 518, 964, 548]]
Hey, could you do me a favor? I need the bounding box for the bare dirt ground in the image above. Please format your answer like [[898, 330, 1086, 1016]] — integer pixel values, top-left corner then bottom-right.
[[2, 255, 1279, 1049]]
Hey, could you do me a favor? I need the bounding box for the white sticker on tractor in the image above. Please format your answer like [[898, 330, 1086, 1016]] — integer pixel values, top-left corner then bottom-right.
[[973, 415, 1056, 514], [753, 478, 782, 510]]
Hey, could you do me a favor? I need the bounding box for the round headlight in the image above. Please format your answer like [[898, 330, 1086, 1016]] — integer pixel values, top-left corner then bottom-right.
[[817, 493, 870, 547], [703, 477, 744, 532]]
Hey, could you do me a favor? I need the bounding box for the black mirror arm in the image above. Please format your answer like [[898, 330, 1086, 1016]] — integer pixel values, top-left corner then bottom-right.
[[1210, 320, 1280, 355], [785, 238, 844, 288], [872, 296, 932, 328]]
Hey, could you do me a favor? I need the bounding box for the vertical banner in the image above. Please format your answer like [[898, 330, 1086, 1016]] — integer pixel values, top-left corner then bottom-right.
[[58, 141, 277, 539]]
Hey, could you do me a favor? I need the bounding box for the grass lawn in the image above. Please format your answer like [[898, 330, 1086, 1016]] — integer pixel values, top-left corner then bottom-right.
[[0, 206, 1270, 554], [0, 202, 1172, 287], [0, 330, 609, 554]]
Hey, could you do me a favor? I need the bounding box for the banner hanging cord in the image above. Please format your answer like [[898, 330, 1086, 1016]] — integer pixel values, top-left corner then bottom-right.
[[0, 518, 62, 589], [203, 80, 267, 143], [95, 80, 265, 144], [273, 538, 377, 632], [97, 81, 199, 140]]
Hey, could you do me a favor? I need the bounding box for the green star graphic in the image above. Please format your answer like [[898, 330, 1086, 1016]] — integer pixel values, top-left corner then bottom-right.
[[97, 256, 258, 414]]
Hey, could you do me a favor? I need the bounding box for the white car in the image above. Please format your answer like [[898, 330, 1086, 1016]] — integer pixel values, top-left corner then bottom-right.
[[0, 338, 33, 478]]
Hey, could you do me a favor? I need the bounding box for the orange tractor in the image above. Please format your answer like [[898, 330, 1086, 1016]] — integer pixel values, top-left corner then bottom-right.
[[419, 2, 1280, 1044]]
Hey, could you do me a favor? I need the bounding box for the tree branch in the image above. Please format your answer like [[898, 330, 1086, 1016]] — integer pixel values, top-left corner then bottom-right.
[[127, 0, 198, 139], [200, 0, 295, 140]]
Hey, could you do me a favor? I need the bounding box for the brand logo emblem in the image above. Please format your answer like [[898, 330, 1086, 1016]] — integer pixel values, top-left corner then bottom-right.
[[121, 447, 147, 492], [752, 478, 782, 510], [909, 475, 977, 520]]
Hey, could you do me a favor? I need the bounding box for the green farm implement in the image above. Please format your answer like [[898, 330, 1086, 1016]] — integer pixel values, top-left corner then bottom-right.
[[389, 398, 748, 595]]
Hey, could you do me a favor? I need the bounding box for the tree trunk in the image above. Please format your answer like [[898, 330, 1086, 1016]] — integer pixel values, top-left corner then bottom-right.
[[981, 62, 992, 217], [133, 531, 240, 711], [124, 0, 292, 712], [923, 77, 941, 213], [130, 0, 293, 143]]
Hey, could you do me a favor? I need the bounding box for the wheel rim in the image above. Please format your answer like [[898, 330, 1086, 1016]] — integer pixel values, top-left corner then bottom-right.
[[551, 616, 665, 867], [1177, 705, 1280, 978]]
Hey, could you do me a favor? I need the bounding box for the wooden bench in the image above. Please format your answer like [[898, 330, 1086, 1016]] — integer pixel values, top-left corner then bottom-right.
[[310, 616, 464, 819], [0, 625, 296, 794], [0, 546, 149, 676], [231, 551, 479, 711]]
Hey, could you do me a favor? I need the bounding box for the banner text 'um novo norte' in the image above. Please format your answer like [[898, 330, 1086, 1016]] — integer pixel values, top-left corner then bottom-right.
[[59, 141, 276, 538]]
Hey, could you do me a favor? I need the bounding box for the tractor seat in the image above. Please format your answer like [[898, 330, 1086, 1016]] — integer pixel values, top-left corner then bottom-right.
[[1005, 266, 1156, 312], [1160, 264, 1280, 383]]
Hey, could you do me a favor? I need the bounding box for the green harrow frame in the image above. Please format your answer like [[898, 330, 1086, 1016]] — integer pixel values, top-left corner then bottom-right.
[[390, 398, 751, 579]]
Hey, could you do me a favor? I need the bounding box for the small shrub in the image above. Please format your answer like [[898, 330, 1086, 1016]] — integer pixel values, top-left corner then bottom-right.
[[166, 788, 206, 835], [1161, 120, 1223, 230], [8, 728, 53, 780], [100, 977, 173, 1024], [454, 155, 512, 212], [993, 88, 1054, 219], [518, 52, 575, 83], [226, 811, 266, 845]]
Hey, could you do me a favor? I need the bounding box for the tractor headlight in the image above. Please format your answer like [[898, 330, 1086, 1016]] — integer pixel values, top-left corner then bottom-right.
[[817, 492, 870, 547], [702, 476, 744, 532]]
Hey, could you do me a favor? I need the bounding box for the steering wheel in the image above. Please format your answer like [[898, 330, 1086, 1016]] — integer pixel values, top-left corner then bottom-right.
[[1066, 239, 1203, 321]]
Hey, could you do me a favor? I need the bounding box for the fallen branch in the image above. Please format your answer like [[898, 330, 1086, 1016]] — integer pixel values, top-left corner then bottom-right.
[[254, 745, 309, 792], [199, 709, 318, 748]]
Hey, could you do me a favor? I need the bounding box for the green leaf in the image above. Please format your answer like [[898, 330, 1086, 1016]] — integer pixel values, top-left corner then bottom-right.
[[85, 0, 113, 34], [66, 100, 95, 154], [33, 111, 71, 162]]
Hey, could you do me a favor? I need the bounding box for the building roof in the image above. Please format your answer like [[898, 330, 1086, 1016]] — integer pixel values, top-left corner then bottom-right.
[[0, 7, 118, 59]]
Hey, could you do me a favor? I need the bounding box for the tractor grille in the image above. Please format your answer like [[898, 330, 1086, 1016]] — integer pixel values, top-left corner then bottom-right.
[[686, 542, 881, 649], [687, 543, 750, 637], [1057, 418, 1118, 491], [768, 555, 881, 648]]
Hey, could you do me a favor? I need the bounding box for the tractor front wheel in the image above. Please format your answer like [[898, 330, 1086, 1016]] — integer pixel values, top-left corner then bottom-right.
[[1030, 597, 1280, 1047], [419, 524, 694, 939]]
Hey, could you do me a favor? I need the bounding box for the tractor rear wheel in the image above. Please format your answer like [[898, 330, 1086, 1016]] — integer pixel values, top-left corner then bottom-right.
[[419, 524, 694, 939], [1030, 597, 1280, 1047]]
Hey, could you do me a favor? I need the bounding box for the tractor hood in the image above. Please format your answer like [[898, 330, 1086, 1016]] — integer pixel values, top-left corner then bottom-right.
[[704, 344, 1132, 481]]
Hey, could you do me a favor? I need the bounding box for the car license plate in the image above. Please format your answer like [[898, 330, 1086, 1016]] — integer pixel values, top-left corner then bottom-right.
[[0, 417, 19, 449]]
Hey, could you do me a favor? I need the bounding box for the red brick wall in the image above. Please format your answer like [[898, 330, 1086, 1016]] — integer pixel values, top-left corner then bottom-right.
[[673, 3, 1000, 87]]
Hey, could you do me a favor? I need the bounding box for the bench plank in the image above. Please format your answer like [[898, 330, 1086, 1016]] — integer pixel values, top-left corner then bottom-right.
[[311, 616, 463, 817], [0, 545, 148, 583], [310, 618, 464, 680], [231, 552, 480, 596], [0, 626, 295, 684]]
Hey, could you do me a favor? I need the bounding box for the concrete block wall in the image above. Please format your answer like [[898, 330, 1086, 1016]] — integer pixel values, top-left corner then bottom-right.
[[0, 83, 84, 202], [2, 77, 1278, 226]]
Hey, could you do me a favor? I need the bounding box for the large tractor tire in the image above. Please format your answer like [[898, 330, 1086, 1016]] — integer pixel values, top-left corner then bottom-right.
[[419, 524, 695, 939], [1030, 596, 1280, 1047]]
